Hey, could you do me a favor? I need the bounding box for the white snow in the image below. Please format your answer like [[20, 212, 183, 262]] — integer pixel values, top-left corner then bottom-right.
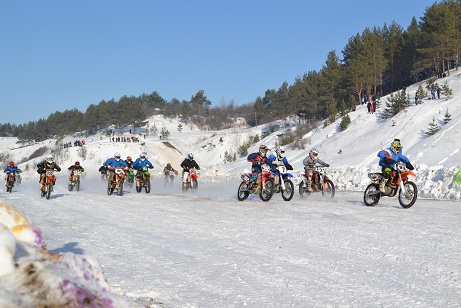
[[1, 71, 461, 307]]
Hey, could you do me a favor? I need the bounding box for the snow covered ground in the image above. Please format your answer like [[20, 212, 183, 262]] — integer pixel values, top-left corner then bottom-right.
[[2, 70, 461, 306]]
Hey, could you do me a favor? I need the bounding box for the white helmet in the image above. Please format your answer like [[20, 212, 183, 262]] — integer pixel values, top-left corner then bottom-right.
[[140, 152, 147, 160], [276, 145, 286, 158], [46, 154, 54, 163], [114, 152, 121, 161], [309, 148, 319, 159], [187, 153, 194, 160]]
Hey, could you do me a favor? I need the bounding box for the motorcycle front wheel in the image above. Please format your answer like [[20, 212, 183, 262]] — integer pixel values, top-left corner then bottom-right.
[[321, 179, 335, 198], [281, 179, 294, 201], [237, 182, 250, 201], [145, 179, 151, 193], [363, 183, 380, 206], [399, 181, 417, 208], [191, 180, 198, 191], [46, 184, 52, 199], [259, 179, 274, 202], [117, 181, 124, 196]]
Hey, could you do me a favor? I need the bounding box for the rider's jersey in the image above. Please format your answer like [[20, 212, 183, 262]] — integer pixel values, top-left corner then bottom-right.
[[377, 147, 410, 168], [105, 158, 128, 169], [4, 166, 18, 174], [133, 158, 153, 169]]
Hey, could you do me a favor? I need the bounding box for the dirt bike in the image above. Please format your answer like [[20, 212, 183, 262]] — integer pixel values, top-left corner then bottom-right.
[[364, 161, 417, 208], [5, 172, 16, 193], [299, 165, 335, 198], [41, 169, 58, 199], [270, 164, 295, 201], [164, 170, 177, 186], [107, 167, 128, 196], [136, 166, 151, 193], [68, 170, 81, 191], [237, 164, 274, 202], [182, 168, 199, 191]]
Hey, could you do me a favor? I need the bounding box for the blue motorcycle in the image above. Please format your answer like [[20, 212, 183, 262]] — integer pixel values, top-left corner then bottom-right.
[[270, 164, 295, 201]]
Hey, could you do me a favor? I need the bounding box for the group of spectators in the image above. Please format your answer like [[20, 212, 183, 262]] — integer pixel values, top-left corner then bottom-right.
[[110, 136, 143, 143]]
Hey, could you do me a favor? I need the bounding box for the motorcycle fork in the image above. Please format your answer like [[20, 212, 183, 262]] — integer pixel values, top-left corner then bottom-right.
[[397, 172, 405, 194]]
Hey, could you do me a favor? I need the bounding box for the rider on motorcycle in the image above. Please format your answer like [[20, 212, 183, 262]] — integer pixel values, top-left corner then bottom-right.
[[125, 156, 134, 168], [67, 161, 85, 181], [163, 163, 177, 178], [105, 153, 128, 183], [247, 145, 270, 193], [133, 152, 154, 179], [37, 155, 61, 190], [302, 148, 329, 192], [377, 139, 414, 192], [180, 153, 200, 184], [266, 146, 293, 188], [4, 161, 19, 185]]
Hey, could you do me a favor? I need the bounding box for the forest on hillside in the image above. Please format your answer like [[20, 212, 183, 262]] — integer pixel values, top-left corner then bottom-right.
[[1, 0, 460, 143]]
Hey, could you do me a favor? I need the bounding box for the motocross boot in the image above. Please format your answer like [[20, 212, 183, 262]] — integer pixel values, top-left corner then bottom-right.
[[307, 180, 313, 192], [379, 178, 387, 193]]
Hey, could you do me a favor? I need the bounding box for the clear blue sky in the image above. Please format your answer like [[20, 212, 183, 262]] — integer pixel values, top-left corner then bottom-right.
[[0, 0, 436, 125]]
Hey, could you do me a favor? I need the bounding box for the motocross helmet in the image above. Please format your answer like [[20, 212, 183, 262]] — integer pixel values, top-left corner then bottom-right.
[[187, 153, 194, 160], [46, 154, 54, 163], [114, 153, 121, 161], [276, 145, 286, 159], [75, 161, 80, 166], [391, 139, 402, 154], [167, 163, 171, 168], [259, 145, 267, 158], [9, 161, 14, 166], [309, 148, 319, 159], [126, 156, 132, 161], [140, 152, 147, 160]]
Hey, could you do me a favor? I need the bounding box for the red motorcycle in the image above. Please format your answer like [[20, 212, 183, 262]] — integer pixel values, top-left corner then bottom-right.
[[364, 161, 417, 208], [237, 164, 274, 202], [182, 168, 199, 191]]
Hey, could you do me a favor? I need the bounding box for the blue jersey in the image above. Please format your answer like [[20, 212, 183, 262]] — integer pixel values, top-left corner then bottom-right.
[[104, 158, 128, 169], [4, 166, 18, 174], [377, 147, 410, 168], [133, 158, 153, 169], [266, 153, 289, 168]]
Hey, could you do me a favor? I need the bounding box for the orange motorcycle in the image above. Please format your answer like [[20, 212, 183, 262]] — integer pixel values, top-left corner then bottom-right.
[[107, 167, 128, 196], [364, 161, 417, 208], [41, 169, 58, 199], [5, 172, 16, 193]]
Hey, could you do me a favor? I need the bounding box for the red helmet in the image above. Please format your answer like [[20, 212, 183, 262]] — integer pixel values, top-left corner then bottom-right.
[[75, 161, 80, 166], [127, 156, 132, 161], [9, 161, 14, 166]]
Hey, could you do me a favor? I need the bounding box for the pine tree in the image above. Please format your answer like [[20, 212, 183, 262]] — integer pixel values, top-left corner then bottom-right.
[[441, 80, 453, 99], [426, 116, 441, 136], [444, 109, 452, 124], [339, 114, 351, 131]]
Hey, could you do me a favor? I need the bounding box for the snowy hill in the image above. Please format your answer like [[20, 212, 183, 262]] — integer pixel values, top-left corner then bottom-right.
[[1, 70, 461, 307]]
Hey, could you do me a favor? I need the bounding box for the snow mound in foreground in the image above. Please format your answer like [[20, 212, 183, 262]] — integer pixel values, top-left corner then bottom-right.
[[0, 202, 128, 307]]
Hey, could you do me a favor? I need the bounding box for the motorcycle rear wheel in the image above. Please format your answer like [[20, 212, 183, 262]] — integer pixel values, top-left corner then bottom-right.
[[363, 183, 380, 206], [107, 182, 114, 195], [399, 181, 417, 208], [281, 179, 294, 201], [237, 182, 250, 201], [321, 179, 335, 198]]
